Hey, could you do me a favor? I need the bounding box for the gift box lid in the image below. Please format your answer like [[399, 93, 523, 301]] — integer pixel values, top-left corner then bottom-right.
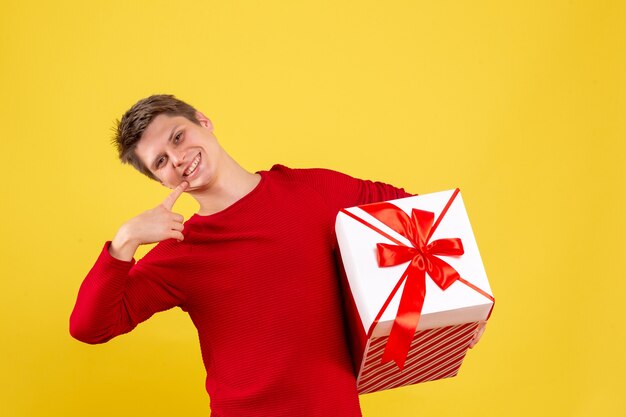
[[336, 189, 494, 337]]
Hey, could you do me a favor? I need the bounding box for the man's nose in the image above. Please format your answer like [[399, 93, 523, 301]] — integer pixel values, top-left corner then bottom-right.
[[170, 151, 185, 167]]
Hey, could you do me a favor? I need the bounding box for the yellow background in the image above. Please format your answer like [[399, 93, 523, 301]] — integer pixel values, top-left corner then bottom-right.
[[1, 1, 624, 416]]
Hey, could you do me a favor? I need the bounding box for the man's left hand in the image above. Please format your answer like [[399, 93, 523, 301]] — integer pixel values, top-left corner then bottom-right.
[[468, 320, 487, 349]]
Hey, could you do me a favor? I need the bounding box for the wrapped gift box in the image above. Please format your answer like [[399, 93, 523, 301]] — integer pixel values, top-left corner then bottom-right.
[[335, 189, 494, 394]]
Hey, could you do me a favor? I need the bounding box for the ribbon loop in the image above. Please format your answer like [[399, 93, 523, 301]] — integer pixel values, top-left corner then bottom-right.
[[376, 243, 416, 267], [411, 208, 434, 247], [426, 238, 464, 256], [427, 255, 461, 290]]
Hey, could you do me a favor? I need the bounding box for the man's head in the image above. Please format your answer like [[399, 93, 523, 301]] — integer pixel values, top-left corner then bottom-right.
[[114, 94, 200, 181]]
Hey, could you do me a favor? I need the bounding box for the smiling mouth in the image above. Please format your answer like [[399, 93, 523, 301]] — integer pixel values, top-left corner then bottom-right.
[[183, 153, 201, 177]]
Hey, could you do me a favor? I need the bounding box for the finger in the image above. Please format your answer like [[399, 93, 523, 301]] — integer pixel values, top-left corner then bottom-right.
[[469, 333, 478, 348], [469, 323, 486, 349], [162, 181, 189, 210], [171, 222, 184, 232], [171, 213, 185, 223], [476, 323, 486, 338], [169, 231, 185, 242]]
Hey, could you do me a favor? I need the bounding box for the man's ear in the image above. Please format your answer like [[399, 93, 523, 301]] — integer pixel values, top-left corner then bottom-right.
[[195, 111, 213, 131]]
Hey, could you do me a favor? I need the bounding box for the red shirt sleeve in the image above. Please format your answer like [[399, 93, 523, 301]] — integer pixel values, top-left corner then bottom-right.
[[69, 242, 186, 344], [269, 164, 414, 213]]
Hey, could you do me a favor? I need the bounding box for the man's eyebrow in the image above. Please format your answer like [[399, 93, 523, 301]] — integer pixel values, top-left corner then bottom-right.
[[168, 125, 180, 143]]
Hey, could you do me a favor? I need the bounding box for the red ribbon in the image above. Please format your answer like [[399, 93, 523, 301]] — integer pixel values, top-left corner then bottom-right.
[[358, 192, 465, 370]]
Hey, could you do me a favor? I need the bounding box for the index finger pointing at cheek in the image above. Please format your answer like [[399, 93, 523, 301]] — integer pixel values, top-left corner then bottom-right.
[[162, 181, 189, 210]]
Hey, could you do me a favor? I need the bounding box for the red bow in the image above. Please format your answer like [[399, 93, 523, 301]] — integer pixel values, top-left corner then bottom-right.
[[360, 201, 465, 370]]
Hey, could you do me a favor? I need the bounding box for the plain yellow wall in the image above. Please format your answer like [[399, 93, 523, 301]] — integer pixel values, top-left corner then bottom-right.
[[1, 1, 624, 416]]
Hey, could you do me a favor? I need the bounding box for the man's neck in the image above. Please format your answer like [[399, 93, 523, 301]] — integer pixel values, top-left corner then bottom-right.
[[188, 156, 261, 216]]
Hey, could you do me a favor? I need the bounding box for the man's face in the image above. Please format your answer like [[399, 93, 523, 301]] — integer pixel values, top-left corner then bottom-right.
[[135, 112, 222, 191]]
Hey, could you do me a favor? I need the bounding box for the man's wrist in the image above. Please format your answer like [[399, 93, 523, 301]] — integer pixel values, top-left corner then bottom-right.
[[110, 227, 140, 261]]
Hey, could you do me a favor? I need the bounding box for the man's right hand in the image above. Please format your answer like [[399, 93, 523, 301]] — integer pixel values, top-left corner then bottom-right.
[[109, 181, 189, 261]]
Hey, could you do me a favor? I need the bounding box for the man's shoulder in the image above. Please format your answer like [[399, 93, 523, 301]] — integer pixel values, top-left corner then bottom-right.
[[266, 164, 349, 183]]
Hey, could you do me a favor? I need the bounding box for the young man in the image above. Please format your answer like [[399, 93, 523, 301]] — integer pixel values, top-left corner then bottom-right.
[[70, 95, 485, 417]]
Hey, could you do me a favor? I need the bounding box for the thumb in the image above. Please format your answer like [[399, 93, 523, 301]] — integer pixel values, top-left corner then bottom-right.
[[162, 181, 189, 210]]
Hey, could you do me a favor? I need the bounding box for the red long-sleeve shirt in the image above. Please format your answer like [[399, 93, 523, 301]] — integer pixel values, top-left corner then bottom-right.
[[70, 165, 410, 417]]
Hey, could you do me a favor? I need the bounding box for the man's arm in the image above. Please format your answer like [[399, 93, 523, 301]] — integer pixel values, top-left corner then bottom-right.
[[69, 182, 188, 344]]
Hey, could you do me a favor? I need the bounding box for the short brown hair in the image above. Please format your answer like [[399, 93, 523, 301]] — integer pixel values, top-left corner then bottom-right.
[[114, 94, 200, 180]]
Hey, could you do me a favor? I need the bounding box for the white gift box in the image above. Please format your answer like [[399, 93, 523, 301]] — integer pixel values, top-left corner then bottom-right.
[[335, 189, 494, 394]]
